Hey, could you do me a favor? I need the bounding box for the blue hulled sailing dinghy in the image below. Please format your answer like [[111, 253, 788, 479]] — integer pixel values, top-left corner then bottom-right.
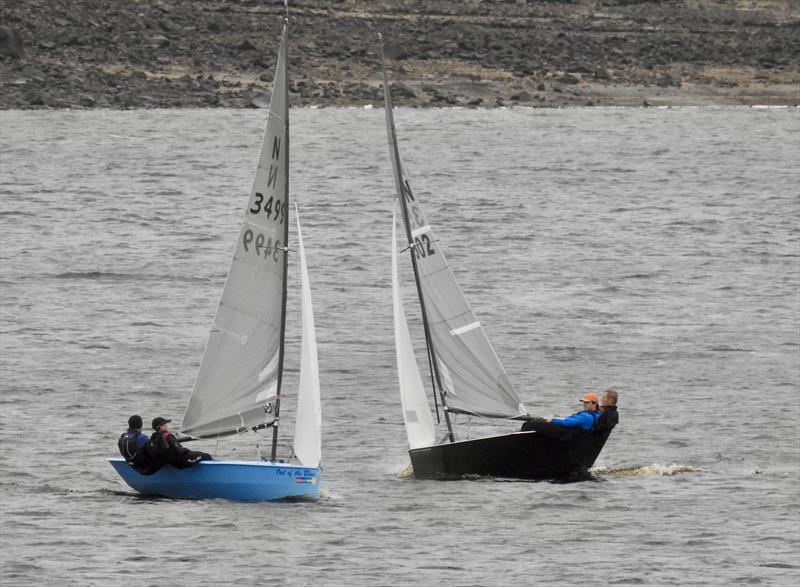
[[109, 20, 322, 501], [381, 36, 613, 480]]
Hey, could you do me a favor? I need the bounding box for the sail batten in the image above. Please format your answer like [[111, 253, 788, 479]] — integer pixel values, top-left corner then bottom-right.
[[411, 225, 432, 237], [451, 322, 481, 336]]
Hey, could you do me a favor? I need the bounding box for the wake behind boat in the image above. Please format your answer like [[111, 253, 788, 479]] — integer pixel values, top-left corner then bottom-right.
[[109, 17, 322, 502], [381, 35, 613, 480]]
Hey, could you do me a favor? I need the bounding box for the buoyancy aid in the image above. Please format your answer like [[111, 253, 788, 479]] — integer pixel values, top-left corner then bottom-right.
[[118, 431, 146, 461], [145, 431, 171, 459], [147, 430, 192, 464], [118, 430, 158, 474], [595, 405, 618, 431]]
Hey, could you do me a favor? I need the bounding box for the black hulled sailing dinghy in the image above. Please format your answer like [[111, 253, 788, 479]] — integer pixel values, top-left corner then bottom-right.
[[380, 36, 613, 480]]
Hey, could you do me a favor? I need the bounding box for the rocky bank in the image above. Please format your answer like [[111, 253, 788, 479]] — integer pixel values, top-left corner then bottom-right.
[[1, 0, 798, 109]]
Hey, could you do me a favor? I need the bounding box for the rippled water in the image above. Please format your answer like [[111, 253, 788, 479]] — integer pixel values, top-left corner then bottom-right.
[[1, 107, 798, 586]]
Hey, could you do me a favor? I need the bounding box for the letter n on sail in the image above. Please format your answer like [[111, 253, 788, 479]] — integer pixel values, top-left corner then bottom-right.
[[272, 136, 281, 161], [267, 165, 279, 189], [401, 179, 415, 202]]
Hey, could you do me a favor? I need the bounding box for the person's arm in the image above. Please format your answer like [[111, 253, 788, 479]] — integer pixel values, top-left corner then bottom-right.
[[551, 412, 592, 429], [168, 434, 190, 454]]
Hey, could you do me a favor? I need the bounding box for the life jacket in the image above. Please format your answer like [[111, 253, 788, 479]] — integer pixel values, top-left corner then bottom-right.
[[146, 431, 200, 469], [145, 431, 171, 460], [118, 431, 156, 474], [118, 431, 146, 461], [594, 406, 618, 431]]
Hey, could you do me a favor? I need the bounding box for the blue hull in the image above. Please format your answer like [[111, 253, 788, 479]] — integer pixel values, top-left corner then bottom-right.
[[108, 458, 319, 502]]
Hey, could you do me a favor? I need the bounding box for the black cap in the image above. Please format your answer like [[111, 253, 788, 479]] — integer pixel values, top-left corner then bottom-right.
[[152, 416, 171, 430], [128, 415, 143, 429]]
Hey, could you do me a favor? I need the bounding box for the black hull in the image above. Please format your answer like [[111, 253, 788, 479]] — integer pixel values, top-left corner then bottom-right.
[[409, 427, 612, 481]]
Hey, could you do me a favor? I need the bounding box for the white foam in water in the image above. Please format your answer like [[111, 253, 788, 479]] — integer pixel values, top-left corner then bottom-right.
[[594, 463, 706, 477], [390, 462, 415, 478]]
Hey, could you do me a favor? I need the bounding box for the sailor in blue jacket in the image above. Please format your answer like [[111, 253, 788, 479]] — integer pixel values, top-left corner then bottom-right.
[[548, 393, 602, 430], [118, 414, 158, 474], [118, 415, 149, 457]]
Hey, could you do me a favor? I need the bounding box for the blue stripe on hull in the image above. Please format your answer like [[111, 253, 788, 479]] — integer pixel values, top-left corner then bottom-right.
[[108, 458, 319, 502]]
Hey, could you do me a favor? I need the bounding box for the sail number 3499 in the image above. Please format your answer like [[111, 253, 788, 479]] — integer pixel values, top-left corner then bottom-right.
[[250, 192, 285, 224]]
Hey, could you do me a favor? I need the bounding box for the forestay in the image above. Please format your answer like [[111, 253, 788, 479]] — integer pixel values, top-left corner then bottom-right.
[[392, 207, 436, 449], [182, 27, 289, 438], [381, 46, 527, 420]]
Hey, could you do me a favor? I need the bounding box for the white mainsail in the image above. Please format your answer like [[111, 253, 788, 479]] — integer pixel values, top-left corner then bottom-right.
[[292, 207, 321, 468], [182, 26, 290, 438], [381, 38, 527, 420], [392, 207, 436, 449]]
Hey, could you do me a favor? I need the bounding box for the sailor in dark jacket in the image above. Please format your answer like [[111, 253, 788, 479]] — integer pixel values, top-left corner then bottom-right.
[[118, 415, 159, 475], [147, 417, 213, 469], [597, 389, 619, 431]]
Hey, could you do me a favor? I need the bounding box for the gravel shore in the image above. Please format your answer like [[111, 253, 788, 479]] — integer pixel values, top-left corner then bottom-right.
[[1, 0, 798, 109]]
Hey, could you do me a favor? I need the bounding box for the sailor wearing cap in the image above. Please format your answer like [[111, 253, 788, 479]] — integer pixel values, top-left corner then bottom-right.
[[547, 393, 602, 430], [146, 416, 213, 469], [152, 416, 171, 430]]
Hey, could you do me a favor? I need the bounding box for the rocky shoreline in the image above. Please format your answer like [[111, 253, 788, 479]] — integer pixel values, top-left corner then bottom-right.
[[1, 0, 798, 109]]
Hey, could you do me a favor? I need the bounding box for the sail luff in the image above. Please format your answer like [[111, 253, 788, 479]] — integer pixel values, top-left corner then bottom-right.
[[271, 21, 290, 462], [292, 207, 321, 467], [379, 34, 455, 441]]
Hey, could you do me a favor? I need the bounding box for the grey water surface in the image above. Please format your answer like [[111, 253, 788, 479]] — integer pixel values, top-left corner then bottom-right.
[[1, 107, 798, 586]]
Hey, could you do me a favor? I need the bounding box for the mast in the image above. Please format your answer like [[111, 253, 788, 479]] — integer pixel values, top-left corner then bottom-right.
[[379, 34, 455, 443], [271, 18, 290, 462]]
